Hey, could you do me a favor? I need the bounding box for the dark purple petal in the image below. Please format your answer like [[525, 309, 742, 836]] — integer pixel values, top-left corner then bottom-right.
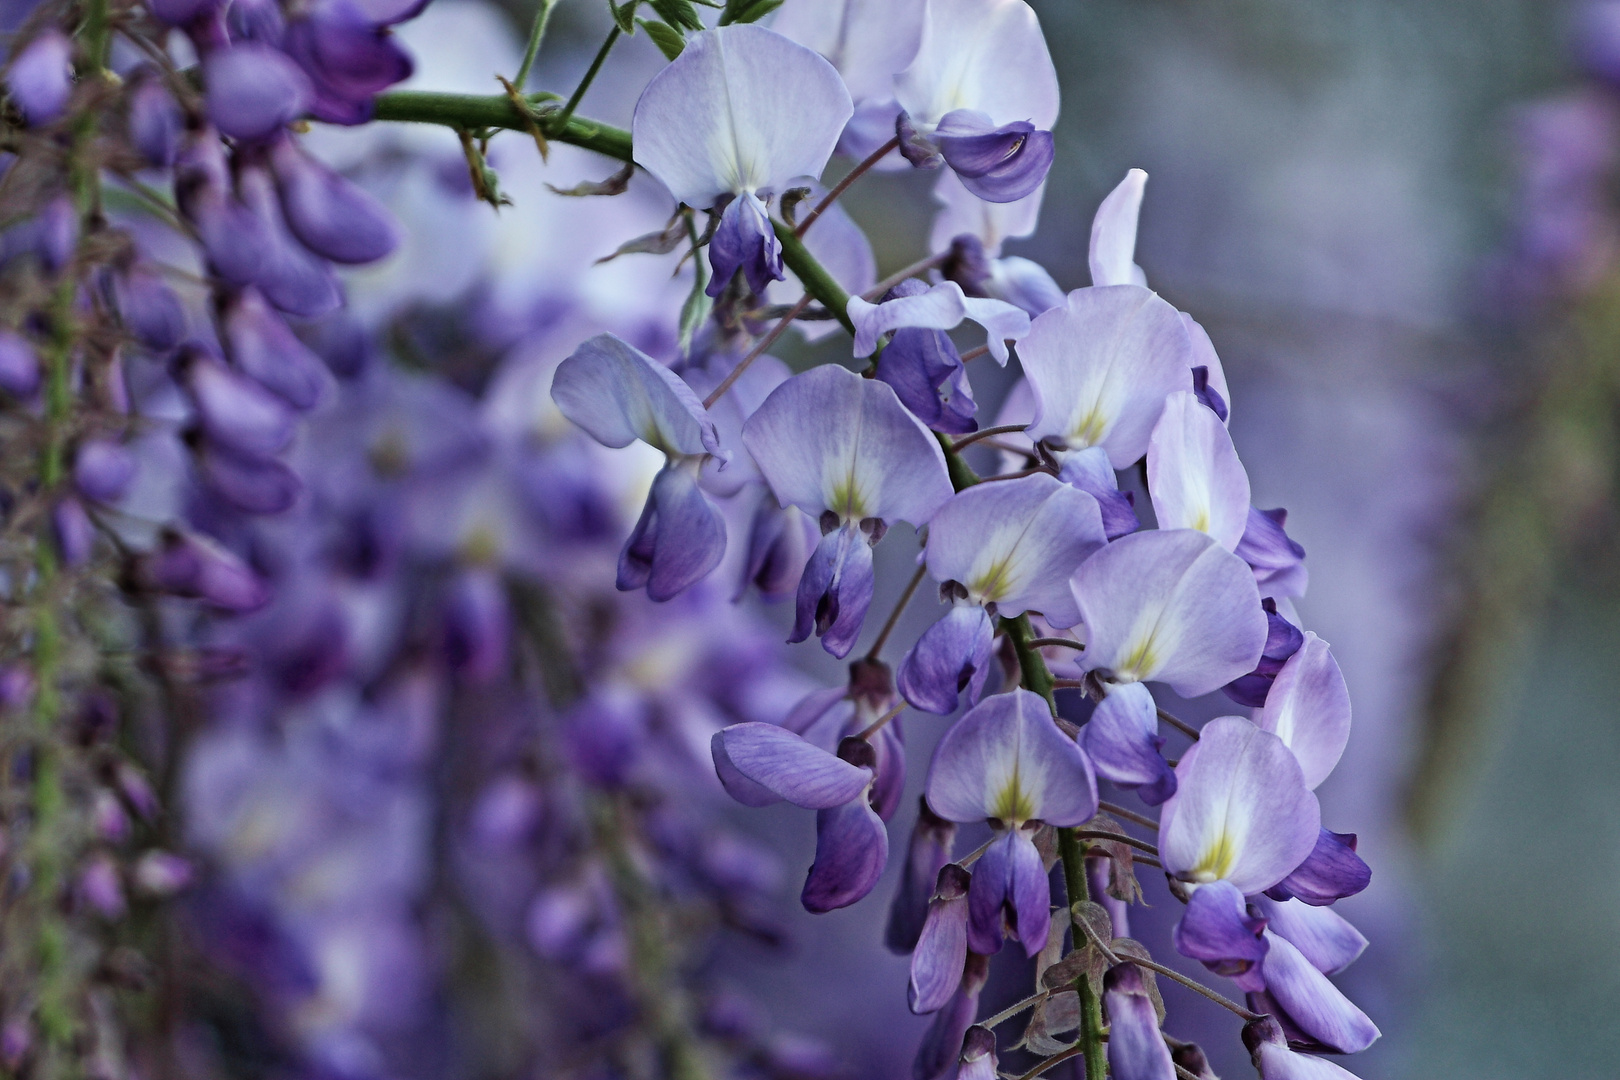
[[1172, 879, 1268, 980], [198, 443, 301, 513], [908, 863, 970, 1013], [0, 328, 40, 396], [1235, 505, 1309, 599], [269, 137, 400, 263], [1191, 365, 1228, 422], [73, 440, 137, 503], [177, 348, 296, 458], [1224, 598, 1305, 707], [442, 567, 510, 682], [617, 465, 727, 602], [1058, 447, 1139, 540], [1103, 963, 1175, 1080], [707, 192, 784, 299], [144, 531, 270, 612], [712, 722, 872, 810], [113, 265, 187, 352], [52, 497, 93, 567], [236, 163, 343, 317], [1265, 829, 1370, 906], [875, 325, 977, 434], [127, 75, 182, 167], [887, 800, 958, 954], [737, 494, 815, 601], [869, 719, 908, 822], [562, 692, 645, 787], [1006, 827, 1052, 958], [912, 952, 988, 1080], [943, 233, 993, 296], [1243, 1015, 1366, 1080], [147, 0, 217, 25], [8, 31, 73, 127], [934, 109, 1054, 203], [1257, 929, 1380, 1053], [896, 110, 944, 169], [801, 793, 889, 913], [791, 523, 876, 659], [1079, 681, 1176, 805], [204, 44, 313, 142], [282, 0, 413, 124], [897, 605, 995, 715], [34, 195, 76, 272], [222, 288, 330, 409]]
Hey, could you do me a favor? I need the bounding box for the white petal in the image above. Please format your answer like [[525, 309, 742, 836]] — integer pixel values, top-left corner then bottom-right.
[[1021, 285, 1193, 468], [895, 0, 1058, 130], [772, 0, 927, 104], [632, 25, 852, 206], [929, 168, 1044, 256], [1256, 632, 1351, 790], [1088, 168, 1149, 287], [1146, 390, 1251, 550]]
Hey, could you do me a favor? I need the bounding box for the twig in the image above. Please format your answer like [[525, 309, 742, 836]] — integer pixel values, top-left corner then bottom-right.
[[960, 343, 992, 363], [794, 135, 899, 238], [1097, 801, 1158, 831], [979, 988, 1053, 1030], [863, 252, 947, 300], [981, 466, 1055, 484], [854, 701, 905, 742], [1157, 708, 1200, 740], [1071, 830, 1158, 856], [951, 424, 1029, 453], [552, 24, 619, 130], [702, 293, 813, 408], [866, 562, 927, 661], [513, 0, 559, 90], [1012, 1043, 1087, 1080], [1027, 636, 1083, 652]]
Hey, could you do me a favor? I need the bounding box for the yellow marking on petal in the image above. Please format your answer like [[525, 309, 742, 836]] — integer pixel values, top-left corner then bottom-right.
[[1116, 636, 1159, 683], [989, 763, 1035, 825], [1191, 509, 1209, 533], [1068, 405, 1109, 449], [829, 477, 868, 521], [1190, 831, 1236, 883], [969, 556, 1014, 603]]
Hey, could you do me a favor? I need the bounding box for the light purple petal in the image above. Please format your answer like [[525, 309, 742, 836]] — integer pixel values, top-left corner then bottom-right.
[[1258, 929, 1380, 1054], [223, 288, 332, 411], [897, 605, 995, 715], [925, 473, 1104, 626], [1172, 879, 1267, 970], [204, 44, 313, 141], [894, 0, 1058, 130], [849, 280, 1028, 362], [712, 722, 872, 809], [965, 828, 1011, 955], [930, 168, 1044, 255], [1006, 827, 1051, 957], [987, 255, 1065, 316], [269, 137, 400, 264], [1103, 963, 1176, 1080], [631, 24, 852, 206], [925, 688, 1097, 827], [1078, 681, 1176, 805], [802, 793, 889, 912], [909, 864, 971, 1012], [1089, 168, 1149, 288], [551, 334, 720, 458], [180, 350, 296, 459], [1073, 528, 1268, 697], [1146, 390, 1251, 550], [1254, 897, 1367, 976], [1256, 632, 1350, 790], [1157, 717, 1320, 896], [790, 523, 876, 658], [1244, 1018, 1366, 1080], [743, 363, 953, 525], [772, 0, 926, 105], [616, 465, 727, 602], [1057, 445, 1140, 540], [1020, 285, 1193, 468], [8, 31, 73, 127], [913, 953, 988, 1080]]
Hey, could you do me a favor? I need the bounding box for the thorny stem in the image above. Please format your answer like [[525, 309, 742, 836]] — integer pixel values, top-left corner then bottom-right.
[[794, 135, 899, 238], [554, 23, 620, 129], [513, 0, 560, 90], [950, 424, 1029, 453], [865, 562, 927, 661], [701, 293, 812, 408], [1027, 636, 1083, 652]]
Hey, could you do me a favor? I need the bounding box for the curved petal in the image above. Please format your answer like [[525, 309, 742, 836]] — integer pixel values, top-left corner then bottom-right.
[[180, 351, 296, 459], [925, 472, 1104, 625], [631, 24, 852, 206], [1184, 314, 1231, 424], [1236, 505, 1310, 599], [1006, 828, 1051, 957], [1079, 681, 1176, 805], [1057, 445, 1140, 540], [909, 864, 971, 1013], [1266, 829, 1370, 907], [935, 111, 1054, 204], [204, 44, 313, 142], [1258, 930, 1380, 1054], [851, 280, 1029, 363], [913, 953, 989, 1080], [772, 0, 927, 104], [1172, 879, 1267, 970], [1254, 897, 1367, 976], [743, 363, 953, 524], [1256, 633, 1351, 790], [894, 0, 1058, 130], [966, 828, 1011, 955], [1147, 390, 1251, 550], [790, 523, 876, 658], [1090, 169, 1149, 287], [875, 326, 977, 434], [929, 168, 1045, 255], [268, 137, 400, 265], [988, 255, 1066, 316], [1073, 528, 1268, 698], [616, 465, 727, 602], [1021, 285, 1193, 468], [897, 605, 996, 715], [1244, 1018, 1366, 1080], [551, 334, 720, 458], [1103, 963, 1176, 1080], [707, 191, 784, 298], [8, 31, 73, 127], [223, 288, 332, 411], [1157, 717, 1320, 896], [712, 722, 871, 809], [925, 688, 1097, 826], [888, 802, 959, 954], [802, 794, 889, 912]]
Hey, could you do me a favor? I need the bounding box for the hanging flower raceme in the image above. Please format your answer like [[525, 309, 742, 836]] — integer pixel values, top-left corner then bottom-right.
[[892, 0, 1059, 202], [899, 473, 1105, 714], [742, 364, 953, 656], [1070, 528, 1267, 802], [632, 24, 852, 298], [550, 333, 729, 601], [923, 689, 1097, 958]]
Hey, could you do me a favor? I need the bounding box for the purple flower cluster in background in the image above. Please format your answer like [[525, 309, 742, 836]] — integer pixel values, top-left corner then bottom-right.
[[0, 0, 1388, 1075]]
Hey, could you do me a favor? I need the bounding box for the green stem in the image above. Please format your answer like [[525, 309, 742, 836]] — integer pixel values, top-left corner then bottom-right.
[[555, 24, 620, 130], [774, 222, 854, 334], [369, 91, 633, 161], [513, 0, 560, 91], [1057, 828, 1111, 1080]]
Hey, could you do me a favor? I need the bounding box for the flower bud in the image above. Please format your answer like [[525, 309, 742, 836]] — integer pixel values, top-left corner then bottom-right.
[[74, 439, 137, 503], [7, 31, 73, 127]]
